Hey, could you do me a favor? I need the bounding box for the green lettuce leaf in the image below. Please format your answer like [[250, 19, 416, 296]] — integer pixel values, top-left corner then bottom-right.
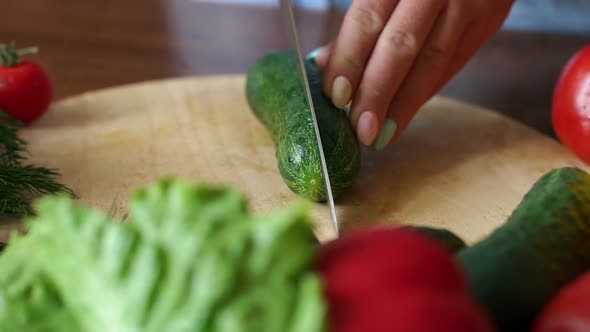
[[0, 179, 326, 332]]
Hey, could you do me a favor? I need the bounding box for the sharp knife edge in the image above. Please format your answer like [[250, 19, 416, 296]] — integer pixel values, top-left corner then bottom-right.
[[281, 0, 339, 236]]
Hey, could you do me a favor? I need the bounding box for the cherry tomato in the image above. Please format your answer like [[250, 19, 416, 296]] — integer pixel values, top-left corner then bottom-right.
[[552, 45, 590, 165], [0, 43, 52, 124]]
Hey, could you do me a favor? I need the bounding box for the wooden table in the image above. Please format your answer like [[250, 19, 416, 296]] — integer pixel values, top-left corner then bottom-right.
[[1, 0, 589, 137]]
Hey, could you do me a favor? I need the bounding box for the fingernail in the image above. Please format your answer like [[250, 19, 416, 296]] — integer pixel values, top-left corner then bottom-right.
[[371, 118, 397, 151], [356, 112, 378, 146], [331, 76, 352, 109], [306, 47, 322, 64], [307, 46, 328, 68]]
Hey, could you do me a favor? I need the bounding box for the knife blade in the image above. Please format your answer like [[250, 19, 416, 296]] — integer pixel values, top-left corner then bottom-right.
[[279, 0, 339, 237]]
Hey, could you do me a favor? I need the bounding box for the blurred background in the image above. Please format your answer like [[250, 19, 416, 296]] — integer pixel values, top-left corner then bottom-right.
[[233, 0, 590, 35], [1, 0, 589, 137]]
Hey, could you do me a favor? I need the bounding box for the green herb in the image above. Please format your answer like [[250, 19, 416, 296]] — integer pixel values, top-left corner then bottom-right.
[[0, 179, 326, 331], [0, 109, 75, 217]]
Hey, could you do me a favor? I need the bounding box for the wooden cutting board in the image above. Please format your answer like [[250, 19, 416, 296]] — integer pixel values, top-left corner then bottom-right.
[[6, 75, 588, 244]]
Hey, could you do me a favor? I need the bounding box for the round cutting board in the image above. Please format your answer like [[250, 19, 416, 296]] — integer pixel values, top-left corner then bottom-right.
[[9, 75, 588, 244]]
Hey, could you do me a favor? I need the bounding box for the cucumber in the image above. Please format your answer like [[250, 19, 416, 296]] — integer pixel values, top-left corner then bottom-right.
[[245, 50, 361, 201], [403, 226, 467, 253], [457, 167, 590, 330]]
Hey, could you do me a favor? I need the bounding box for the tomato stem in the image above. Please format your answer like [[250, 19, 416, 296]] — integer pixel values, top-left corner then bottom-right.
[[0, 41, 39, 67]]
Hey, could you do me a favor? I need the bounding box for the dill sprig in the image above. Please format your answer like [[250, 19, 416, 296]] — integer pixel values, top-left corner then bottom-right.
[[0, 109, 76, 218], [0, 111, 27, 165]]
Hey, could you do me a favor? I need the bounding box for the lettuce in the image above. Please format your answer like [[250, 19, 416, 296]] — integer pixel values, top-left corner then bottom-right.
[[0, 179, 326, 331]]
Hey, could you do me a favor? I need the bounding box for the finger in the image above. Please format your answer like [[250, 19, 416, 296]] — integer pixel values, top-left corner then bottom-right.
[[431, 32, 478, 99], [422, 23, 479, 104], [434, 1, 514, 95], [322, 0, 399, 108], [350, 0, 445, 147], [384, 5, 470, 146]]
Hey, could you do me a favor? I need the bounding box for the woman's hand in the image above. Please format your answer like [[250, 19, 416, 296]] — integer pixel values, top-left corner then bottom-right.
[[311, 0, 515, 150]]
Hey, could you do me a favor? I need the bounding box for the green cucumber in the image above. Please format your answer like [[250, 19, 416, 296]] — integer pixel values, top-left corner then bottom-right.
[[403, 226, 467, 253], [245, 50, 361, 201], [457, 167, 590, 330]]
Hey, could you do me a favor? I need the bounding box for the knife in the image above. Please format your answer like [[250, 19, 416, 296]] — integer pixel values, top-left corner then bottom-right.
[[279, 0, 340, 237]]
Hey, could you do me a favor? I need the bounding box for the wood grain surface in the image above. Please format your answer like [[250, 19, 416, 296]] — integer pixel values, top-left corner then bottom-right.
[[5, 75, 586, 244]]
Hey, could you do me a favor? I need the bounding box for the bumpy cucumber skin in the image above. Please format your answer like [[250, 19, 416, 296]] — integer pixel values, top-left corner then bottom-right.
[[457, 167, 590, 330], [246, 50, 361, 201]]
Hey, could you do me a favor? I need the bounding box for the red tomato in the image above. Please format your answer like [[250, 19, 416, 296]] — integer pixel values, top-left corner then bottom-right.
[[552, 45, 590, 165], [0, 44, 52, 124], [532, 270, 590, 332]]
